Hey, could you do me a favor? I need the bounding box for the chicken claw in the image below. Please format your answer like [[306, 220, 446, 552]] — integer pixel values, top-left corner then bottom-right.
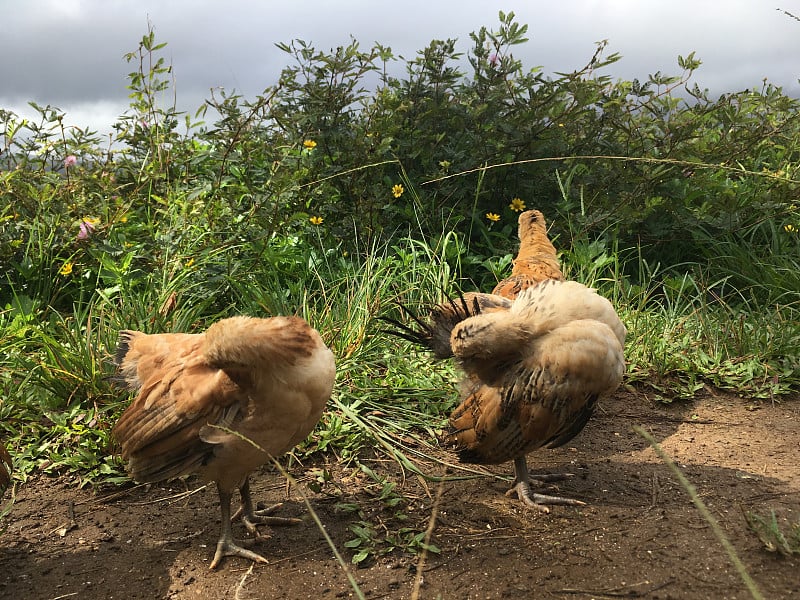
[[210, 539, 269, 570], [505, 457, 586, 513], [234, 479, 302, 541]]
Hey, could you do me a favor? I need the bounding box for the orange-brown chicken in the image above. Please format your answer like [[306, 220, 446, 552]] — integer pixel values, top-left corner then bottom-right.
[[491, 209, 564, 299], [0, 442, 12, 499], [386, 210, 626, 511], [112, 315, 336, 568]]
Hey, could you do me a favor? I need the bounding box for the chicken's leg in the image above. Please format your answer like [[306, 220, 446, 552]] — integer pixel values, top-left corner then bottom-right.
[[236, 477, 301, 540], [505, 456, 586, 513], [210, 483, 270, 570]]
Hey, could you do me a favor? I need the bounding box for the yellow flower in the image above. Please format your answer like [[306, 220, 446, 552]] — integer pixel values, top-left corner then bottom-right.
[[485, 212, 500, 222], [309, 216, 324, 225], [785, 224, 797, 233], [119, 214, 128, 223], [509, 197, 526, 212], [392, 184, 405, 198], [82, 216, 101, 226], [303, 139, 317, 150], [185, 258, 195, 268], [59, 262, 74, 276]]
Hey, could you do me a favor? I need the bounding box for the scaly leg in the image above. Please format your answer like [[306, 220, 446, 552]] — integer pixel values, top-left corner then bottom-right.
[[505, 456, 586, 513], [209, 483, 270, 570], [236, 477, 302, 540]]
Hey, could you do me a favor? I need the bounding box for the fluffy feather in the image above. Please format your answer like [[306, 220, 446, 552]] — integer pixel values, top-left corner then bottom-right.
[[491, 209, 564, 299], [446, 281, 626, 464], [385, 292, 512, 359], [113, 315, 335, 568]]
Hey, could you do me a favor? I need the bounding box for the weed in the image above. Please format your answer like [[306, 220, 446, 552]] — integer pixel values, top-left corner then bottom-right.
[[745, 510, 800, 557]]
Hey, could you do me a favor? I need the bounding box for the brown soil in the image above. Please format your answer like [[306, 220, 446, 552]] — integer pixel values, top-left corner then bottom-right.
[[1, 389, 799, 600]]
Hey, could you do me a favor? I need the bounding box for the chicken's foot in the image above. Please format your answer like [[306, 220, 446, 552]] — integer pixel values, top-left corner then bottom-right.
[[210, 484, 269, 570], [506, 456, 586, 513], [235, 478, 302, 540]]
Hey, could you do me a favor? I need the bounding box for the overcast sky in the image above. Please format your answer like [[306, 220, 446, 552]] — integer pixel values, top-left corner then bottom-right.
[[2, 0, 799, 136]]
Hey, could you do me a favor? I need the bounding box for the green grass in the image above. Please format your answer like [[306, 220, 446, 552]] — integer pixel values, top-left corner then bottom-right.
[[3, 229, 796, 480], [745, 510, 800, 557]]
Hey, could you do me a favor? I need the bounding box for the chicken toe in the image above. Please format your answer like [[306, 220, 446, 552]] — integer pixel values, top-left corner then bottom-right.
[[506, 481, 586, 513], [210, 538, 269, 570], [235, 478, 302, 540], [506, 457, 586, 513], [210, 484, 270, 569]]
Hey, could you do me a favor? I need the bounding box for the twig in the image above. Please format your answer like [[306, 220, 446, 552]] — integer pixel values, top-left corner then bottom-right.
[[91, 482, 207, 506], [233, 563, 255, 600], [411, 479, 444, 600], [634, 426, 765, 600], [271, 458, 365, 600], [777, 8, 800, 23], [557, 578, 674, 597], [298, 159, 399, 189], [153, 529, 205, 547], [50, 501, 78, 537], [264, 546, 326, 565], [85, 483, 149, 504], [421, 155, 800, 185], [151, 485, 208, 506], [614, 413, 722, 425]]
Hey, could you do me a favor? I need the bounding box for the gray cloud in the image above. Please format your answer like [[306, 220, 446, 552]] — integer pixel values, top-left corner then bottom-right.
[[1, 0, 798, 134]]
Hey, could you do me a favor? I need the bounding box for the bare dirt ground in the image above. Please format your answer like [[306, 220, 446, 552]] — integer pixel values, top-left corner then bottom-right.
[[1, 388, 799, 600]]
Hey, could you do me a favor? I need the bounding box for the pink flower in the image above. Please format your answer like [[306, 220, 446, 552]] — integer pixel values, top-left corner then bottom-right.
[[78, 221, 94, 240], [64, 155, 77, 168], [488, 52, 499, 67], [77, 217, 99, 240]]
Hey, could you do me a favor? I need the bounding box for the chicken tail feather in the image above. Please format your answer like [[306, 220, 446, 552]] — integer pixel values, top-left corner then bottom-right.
[[379, 290, 488, 358]]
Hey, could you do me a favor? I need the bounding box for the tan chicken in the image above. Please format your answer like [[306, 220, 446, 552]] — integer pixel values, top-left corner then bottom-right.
[[0, 442, 11, 499], [491, 209, 564, 299], [386, 210, 626, 511], [112, 315, 336, 568]]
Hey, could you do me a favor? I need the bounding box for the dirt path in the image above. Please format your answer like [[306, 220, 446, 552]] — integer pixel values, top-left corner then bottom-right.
[[1, 389, 799, 599]]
